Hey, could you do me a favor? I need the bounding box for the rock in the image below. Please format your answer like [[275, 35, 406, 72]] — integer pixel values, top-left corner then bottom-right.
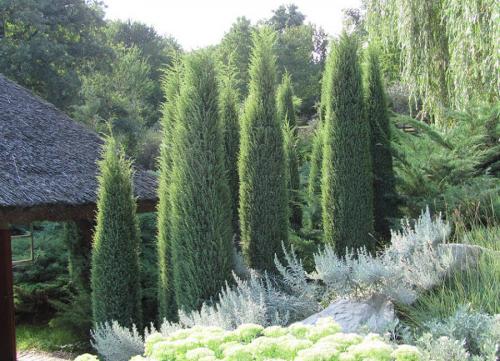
[[439, 243, 494, 272], [300, 294, 396, 333]]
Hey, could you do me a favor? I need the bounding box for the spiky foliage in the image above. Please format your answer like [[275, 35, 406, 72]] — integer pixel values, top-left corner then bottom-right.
[[238, 27, 289, 270], [157, 57, 183, 322], [365, 46, 397, 242], [283, 123, 302, 231], [91, 136, 142, 328], [277, 73, 302, 230], [306, 123, 324, 230], [219, 64, 241, 244], [277, 72, 297, 130], [169, 51, 233, 312], [392, 103, 500, 221], [321, 33, 374, 253]]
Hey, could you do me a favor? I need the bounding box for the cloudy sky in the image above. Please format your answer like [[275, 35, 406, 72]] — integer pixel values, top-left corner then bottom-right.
[[101, 0, 362, 50]]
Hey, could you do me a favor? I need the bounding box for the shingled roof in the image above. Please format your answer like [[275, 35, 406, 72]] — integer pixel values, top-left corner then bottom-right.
[[0, 74, 157, 223]]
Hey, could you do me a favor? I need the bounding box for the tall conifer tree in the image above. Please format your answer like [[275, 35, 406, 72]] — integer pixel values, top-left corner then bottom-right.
[[365, 46, 397, 241], [239, 27, 289, 270], [306, 123, 324, 230], [277, 73, 302, 230], [219, 65, 241, 243], [157, 57, 183, 321], [91, 137, 142, 328], [321, 33, 374, 254], [170, 52, 233, 312]]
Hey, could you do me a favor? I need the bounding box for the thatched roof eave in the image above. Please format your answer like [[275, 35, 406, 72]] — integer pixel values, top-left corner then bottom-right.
[[0, 74, 158, 222]]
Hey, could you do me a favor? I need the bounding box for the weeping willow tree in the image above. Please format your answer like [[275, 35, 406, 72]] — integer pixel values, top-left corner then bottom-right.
[[366, 0, 499, 122], [365, 0, 401, 83], [443, 0, 499, 109]]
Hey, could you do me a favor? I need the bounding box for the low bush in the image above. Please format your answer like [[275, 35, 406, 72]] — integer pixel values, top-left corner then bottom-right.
[[86, 317, 426, 361], [422, 306, 498, 356], [13, 222, 69, 323], [276, 207, 453, 305]]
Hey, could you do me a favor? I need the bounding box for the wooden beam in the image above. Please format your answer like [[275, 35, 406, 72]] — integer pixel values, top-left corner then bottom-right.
[[0, 199, 157, 224], [0, 223, 16, 361]]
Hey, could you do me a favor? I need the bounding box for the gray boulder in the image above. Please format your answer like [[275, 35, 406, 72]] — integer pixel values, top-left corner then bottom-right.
[[300, 294, 396, 333], [439, 243, 496, 272]]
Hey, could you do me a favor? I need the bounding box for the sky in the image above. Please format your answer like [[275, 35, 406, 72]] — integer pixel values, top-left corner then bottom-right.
[[101, 0, 362, 50]]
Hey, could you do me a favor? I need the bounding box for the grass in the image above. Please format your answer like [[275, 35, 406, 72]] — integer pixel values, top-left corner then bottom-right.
[[398, 222, 500, 326], [16, 323, 88, 354]]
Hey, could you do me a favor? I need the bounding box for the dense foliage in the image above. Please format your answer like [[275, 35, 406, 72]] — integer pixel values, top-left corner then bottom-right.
[[277, 73, 302, 230], [169, 52, 234, 312], [157, 58, 183, 322], [91, 137, 142, 328], [366, 0, 499, 122], [238, 28, 289, 271], [219, 65, 241, 244], [0, 0, 106, 110], [365, 47, 397, 241], [321, 33, 374, 253], [392, 103, 500, 221]]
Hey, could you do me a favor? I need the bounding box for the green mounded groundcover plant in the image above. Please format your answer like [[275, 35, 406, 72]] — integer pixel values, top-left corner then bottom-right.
[[76, 317, 423, 361]]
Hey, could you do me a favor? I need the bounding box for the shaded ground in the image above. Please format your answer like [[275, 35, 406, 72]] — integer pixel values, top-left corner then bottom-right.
[[18, 351, 72, 361]]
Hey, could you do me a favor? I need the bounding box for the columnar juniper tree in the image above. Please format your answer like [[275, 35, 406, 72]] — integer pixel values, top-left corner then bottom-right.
[[306, 123, 323, 230], [91, 136, 142, 328], [321, 33, 374, 254], [157, 57, 183, 321], [239, 27, 289, 270], [365, 46, 397, 241], [306, 62, 333, 231], [277, 73, 302, 230], [170, 52, 233, 312], [219, 64, 241, 244]]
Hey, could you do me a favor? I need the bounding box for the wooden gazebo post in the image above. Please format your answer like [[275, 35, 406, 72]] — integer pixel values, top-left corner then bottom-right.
[[0, 221, 16, 361]]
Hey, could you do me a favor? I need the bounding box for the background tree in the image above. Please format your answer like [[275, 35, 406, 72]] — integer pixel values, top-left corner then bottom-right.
[[239, 28, 289, 271], [0, 0, 106, 110], [342, 7, 367, 38], [277, 73, 302, 230], [157, 58, 183, 321], [170, 52, 233, 312], [366, 0, 498, 121], [365, 47, 397, 242], [73, 45, 154, 159], [218, 17, 254, 98], [91, 136, 142, 328], [269, 4, 306, 32], [321, 33, 374, 254], [219, 64, 241, 244], [268, 4, 326, 117], [107, 20, 182, 126]]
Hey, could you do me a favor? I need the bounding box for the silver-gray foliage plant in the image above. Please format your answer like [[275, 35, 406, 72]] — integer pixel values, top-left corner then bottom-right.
[[91, 321, 144, 361], [423, 306, 499, 357], [276, 207, 453, 305]]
